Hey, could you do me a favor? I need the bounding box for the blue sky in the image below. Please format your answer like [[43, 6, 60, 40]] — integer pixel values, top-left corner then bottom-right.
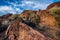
[[0, 0, 60, 16]]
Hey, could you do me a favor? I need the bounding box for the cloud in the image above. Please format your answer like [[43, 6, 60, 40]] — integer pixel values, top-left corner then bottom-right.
[[24, 1, 34, 4], [21, 0, 49, 10], [0, 6, 14, 11], [0, 0, 59, 16], [24, 1, 49, 10], [6, 0, 50, 10], [33, 3, 49, 10], [0, 0, 51, 15], [0, 6, 17, 14]]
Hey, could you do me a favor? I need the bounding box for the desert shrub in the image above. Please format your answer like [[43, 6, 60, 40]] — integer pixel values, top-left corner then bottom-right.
[[28, 11, 39, 24], [9, 14, 19, 20]]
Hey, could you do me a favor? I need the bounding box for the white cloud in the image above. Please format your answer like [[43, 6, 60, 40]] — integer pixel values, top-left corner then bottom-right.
[[0, 6, 16, 14], [24, 1, 34, 4], [15, 8, 23, 13], [33, 3, 49, 10], [0, 6, 14, 11], [21, 1, 49, 10], [1, 0, 50, 15], [6, 0, 49, 10]]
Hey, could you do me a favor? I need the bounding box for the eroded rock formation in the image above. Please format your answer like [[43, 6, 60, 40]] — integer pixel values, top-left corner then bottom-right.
[[19, 10, 57, 27], [37, 10, 57, 27], [5, 20, 52, 40]]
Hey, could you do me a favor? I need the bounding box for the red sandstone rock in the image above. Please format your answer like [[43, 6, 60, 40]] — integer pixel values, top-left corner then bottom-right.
[[36, 10, 56, 27], [5, 20, 52, 40]]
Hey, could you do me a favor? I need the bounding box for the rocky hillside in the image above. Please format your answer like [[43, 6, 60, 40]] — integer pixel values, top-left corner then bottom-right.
[[0, 2, 60, 40], [4, 20, 51, 40], [19, 10, 59, 40], [37, 10, 56, 27], [46, 2, 60, 27], [19, 10, 56, 27]]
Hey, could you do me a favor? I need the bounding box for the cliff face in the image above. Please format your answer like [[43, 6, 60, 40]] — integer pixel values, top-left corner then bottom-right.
[[5, 20, 51, 40], [37, 10, 56, 27], [18, 10, 58, 40], [19, 10, 56, 27], [46, 2, 60, 10], [19, 10, 37, 21]]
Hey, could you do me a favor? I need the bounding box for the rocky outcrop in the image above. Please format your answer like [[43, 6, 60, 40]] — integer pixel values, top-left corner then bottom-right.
[[36, 10, 57, 27], [19, 10, 37, 21], [19, 10, 58, 40], [36, 10, 60, 40], [19, 10, 56, 27], [46, 2, 60, 10], [5, 20, 52, 40]]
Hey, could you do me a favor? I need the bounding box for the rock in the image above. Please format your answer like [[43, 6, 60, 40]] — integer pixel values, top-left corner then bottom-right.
[[19, 10, 37, 21], [36, 10, 57, 27], [36, 10, 60, 40], [46, 2, 60, 10], [19, 10, 39, 28], [19, 10, 56, 27], [5, 20, 52, 40]]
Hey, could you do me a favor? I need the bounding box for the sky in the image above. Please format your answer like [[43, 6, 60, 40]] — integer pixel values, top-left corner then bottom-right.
[[0, 0, 60, 16]]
